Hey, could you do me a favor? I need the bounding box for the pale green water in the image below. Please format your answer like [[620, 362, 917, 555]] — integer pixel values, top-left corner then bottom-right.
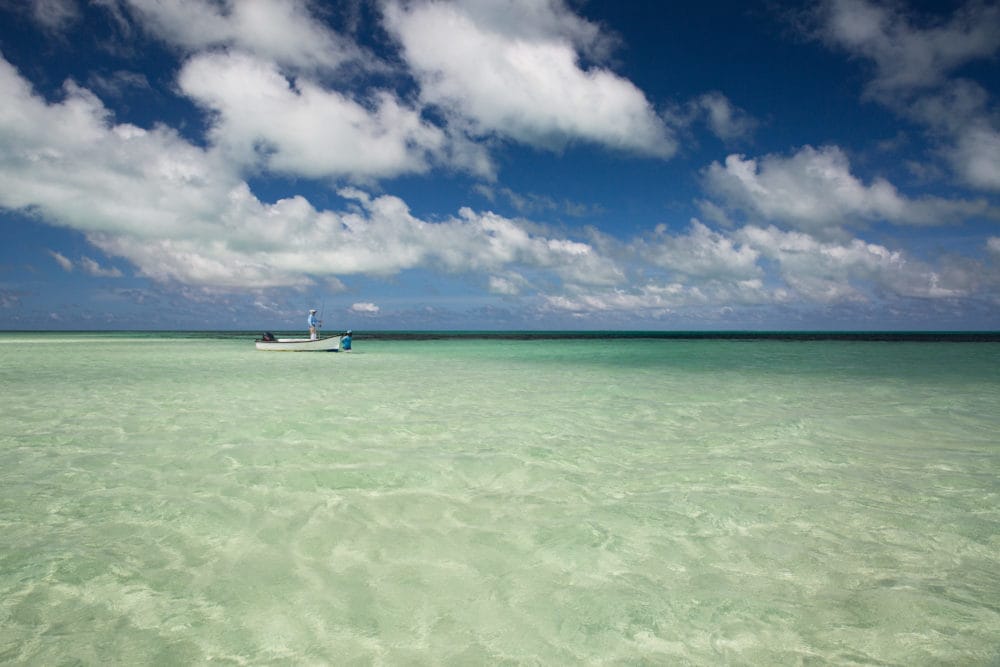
[[1, 333, 999, 664]]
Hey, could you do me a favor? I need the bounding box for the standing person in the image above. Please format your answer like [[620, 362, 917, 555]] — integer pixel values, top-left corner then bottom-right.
[[308, 309, 321, 340]]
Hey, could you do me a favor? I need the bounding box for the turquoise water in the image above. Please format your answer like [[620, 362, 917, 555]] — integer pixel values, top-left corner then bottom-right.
[[1, 332, 999, 664]]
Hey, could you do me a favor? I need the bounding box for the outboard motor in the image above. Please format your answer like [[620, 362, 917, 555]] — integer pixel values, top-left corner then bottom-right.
[[262, 332, 276, 342]]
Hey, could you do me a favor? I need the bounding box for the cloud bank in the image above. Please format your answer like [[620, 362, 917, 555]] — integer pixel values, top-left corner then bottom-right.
[[0, 0, 997, 327], [704, 146, 988, 234]]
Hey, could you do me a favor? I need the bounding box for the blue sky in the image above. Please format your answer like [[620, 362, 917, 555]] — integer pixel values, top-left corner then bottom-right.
[[1, 0, 998, 331]]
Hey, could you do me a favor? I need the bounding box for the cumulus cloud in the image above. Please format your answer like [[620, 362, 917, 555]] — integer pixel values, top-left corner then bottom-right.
[[88, 189, 625, 292], [382, 0, 675, 157], [489, 272, 530, 296], [639, 220, 761, 281], [544, 219, 980, 317], [704, 145, 988, 233], [0, 58, 237, 239], [543, 286, 679, 315], [737, 224, 971, 301], [177, 51, 488, 179], [350, 302, 380, 315], [542, 277, 787, 316], [113, 0, 366, 73], [330, 190, 624, 286], [103, 0, 680, 177]]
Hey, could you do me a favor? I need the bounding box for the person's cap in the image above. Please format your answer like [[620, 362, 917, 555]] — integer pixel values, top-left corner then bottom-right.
[[310, 309, 317, 312]]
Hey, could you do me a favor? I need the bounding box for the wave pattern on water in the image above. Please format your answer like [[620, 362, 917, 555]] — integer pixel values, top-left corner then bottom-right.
[[1, 334, 999, 663]]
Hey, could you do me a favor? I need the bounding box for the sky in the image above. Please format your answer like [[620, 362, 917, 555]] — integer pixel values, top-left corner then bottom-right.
[[1, 0, 999, 331]]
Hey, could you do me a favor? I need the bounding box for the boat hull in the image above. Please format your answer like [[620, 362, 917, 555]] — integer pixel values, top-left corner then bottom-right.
[[255, 336, 341, 352]]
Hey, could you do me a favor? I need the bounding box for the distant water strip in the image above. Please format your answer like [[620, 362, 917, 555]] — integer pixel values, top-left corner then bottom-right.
[[3, 329, 999, 342]]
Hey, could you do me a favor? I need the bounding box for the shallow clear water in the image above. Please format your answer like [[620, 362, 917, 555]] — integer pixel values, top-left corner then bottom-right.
[[1, 333, 999, 664]]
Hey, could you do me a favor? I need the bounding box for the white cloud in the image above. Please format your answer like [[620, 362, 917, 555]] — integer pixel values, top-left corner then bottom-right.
[[0, 58, 237, 239], [86, 188, 627, 292], [737, 224, 970, 301], [102, 2, 502, 179], [640, 220, 761, 281], [87, 70, 152, 100], [543, 287, 675, 314], [177, 52, 490, 180], [80, 256, 122, 277], [0, 48, 492, 264], [817, 0, 1000, 98], [48, 250, 122, 278], [541, 217, 982, 317], [49, 0, 678, 188], [350, 302, 380, 315], [904, 81, 1000, 191], [30, 0, 79, 31], [489, 272, 529, 296], [704, 145, 988, 233], [661, 92, 757, 148], [382, 0, 675, 157], [50, 251, 124, 277], [696, 92, 757, 142], [814, 0, 1000, 192], [0, 290, 23, 308], [669, 92, 757, 144], [48, 250, 74, 272], [988, 237, 1000, 257], [90, 233, 301, 288], [542, 276, 786, 315], [950, 123, 1000, 192], [905, 78, 991, 135], [115, 0, 365, 73]]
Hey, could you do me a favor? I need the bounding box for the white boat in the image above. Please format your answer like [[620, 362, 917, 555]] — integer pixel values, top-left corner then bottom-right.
[[255, 334, 343, 352]]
